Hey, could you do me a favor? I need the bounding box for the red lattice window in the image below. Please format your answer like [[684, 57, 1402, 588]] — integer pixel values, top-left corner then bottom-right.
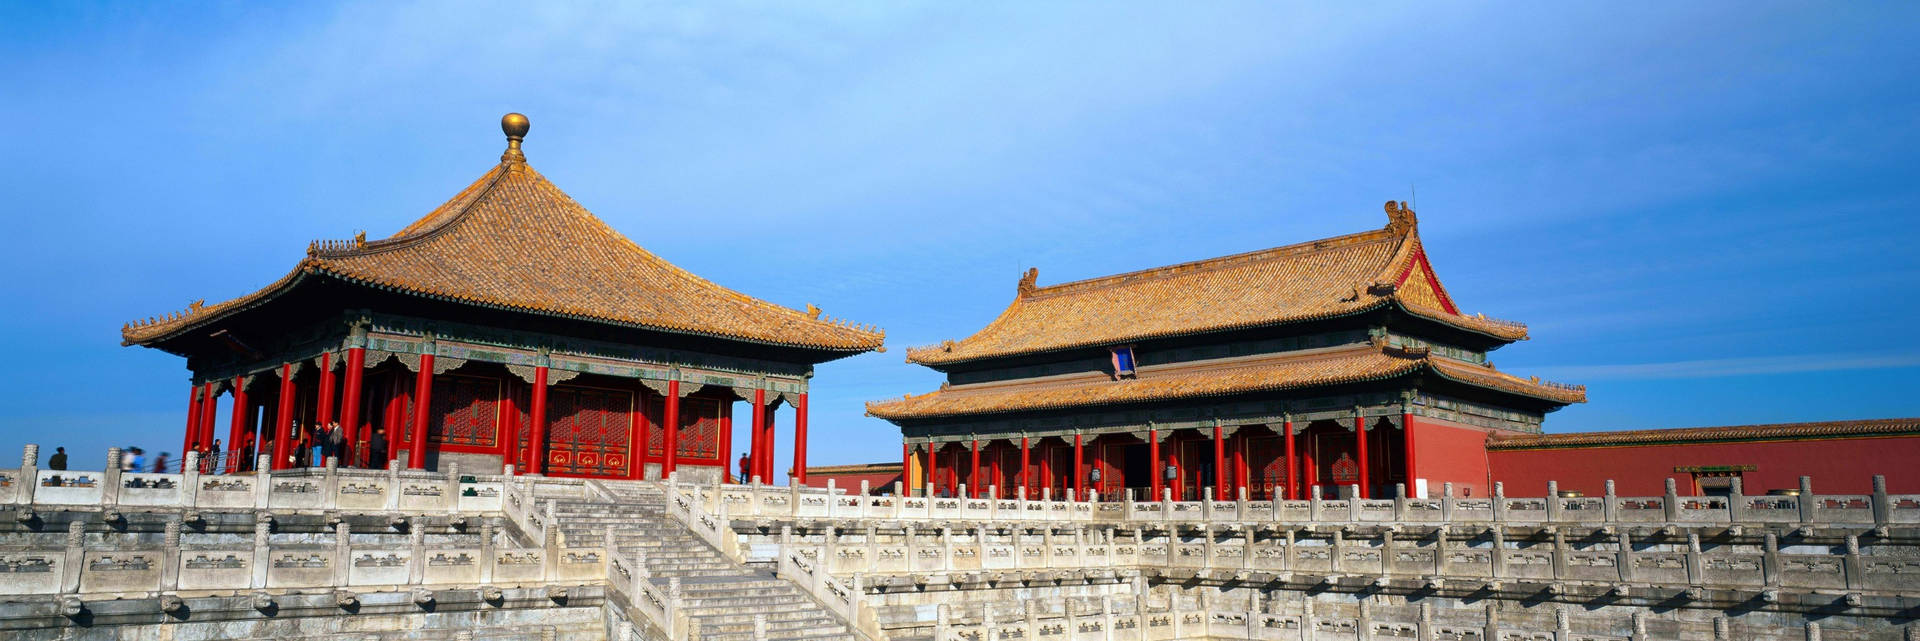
[[677, 398, 720, 460], [429, 375, 501, 448]]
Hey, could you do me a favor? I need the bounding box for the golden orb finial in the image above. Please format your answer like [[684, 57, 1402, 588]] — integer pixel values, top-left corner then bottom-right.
[[500, 113, 530, 164]]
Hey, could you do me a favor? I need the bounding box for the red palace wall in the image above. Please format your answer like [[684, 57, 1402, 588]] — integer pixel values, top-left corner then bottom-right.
[[801, 466, 905, 494], [1408, 416, 1498, 498], [1487, 435, 1920, 497]]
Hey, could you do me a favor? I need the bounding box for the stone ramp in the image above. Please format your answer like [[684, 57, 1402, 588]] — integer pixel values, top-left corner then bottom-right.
[[550, 481, 858, 641]]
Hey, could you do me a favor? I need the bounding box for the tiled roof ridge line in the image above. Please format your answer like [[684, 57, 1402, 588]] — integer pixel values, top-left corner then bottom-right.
[[1023, 227, 1400, 302], [868, 346, 1429, 419], [870, 342, 1587, 419], [309, 165, 510, 259], [1486, 417, 1920, 450], [122, 265, 320, 344]]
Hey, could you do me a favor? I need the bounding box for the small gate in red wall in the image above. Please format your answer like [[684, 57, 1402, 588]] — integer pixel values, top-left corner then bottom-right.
[[545, 386, 633, 478]]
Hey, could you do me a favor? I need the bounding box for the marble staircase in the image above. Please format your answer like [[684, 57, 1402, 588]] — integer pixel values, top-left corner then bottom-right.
[[550, 482, 859, 641]]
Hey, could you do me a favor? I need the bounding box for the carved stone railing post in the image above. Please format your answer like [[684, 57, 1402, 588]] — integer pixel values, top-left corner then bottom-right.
[[61, 520, 84, 593], [1762, 532, 1780, 588], [1872, 475, 1890, 529], [1298, 597, 1312, 641], [180, 451, 200, 510], [250, 513, 271, 589], [1482, 603, 1499, 641], [1434, 524, 1451, 577], [1329, 528, 1344, 575], [1394, 483, 1408, 520], [1418, 602, 1433, 641], [1545, 481, 1562, 522], [407, 516, 427, 585], [1843, 535, 1863, 591], [1631, 611, 1648, 641], [102, 447, 123, 506], [1617, 530, 1635, 583], [1728, 478, 1746, 525], [1603, 481, 1618, 523], [1440, 482, 1455, 521], [1797, 477, 1815, 525], [934, 604, 949, 641], [333, 521, 352, 586], [385, 460, 403, 511], [1684, 532, 1704, 586], [1491, 483, 1507, 522], [162, 520, 183, 592], [1550, 528, 1568, 583], [1282, 529, 1295, 574], [18, 443, 38, 506], [1662, 479, 1679, 524], [1100, 595, 1114, 641], [1555, 606, 1571, 641], [1490, 527, 1506, 580], [443, 463, 461, 516]]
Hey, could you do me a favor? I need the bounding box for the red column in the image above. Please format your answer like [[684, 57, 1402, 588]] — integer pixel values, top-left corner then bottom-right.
[[227, 377, 249, 473], [749, 390, 766, 482], [407, 355, 434, 470], [990, 445, 1003, 498], [902, 443, 912, 493], [1072, 433, 1085, 501], [271, 364, 295, 471], [1213, 425, 1227, 498], [183, 384, 203, 464], [198, 382, 219, 461], [793, 393, 809, 485], [1354, 415, 1370, 500], [663, 380, 681, 479], [926, 444, 939, 496], [316, 353, 336, 432], [969, 439, 981, 498], [1149, 430, 1162, 499], [1402, 411, 1417, 493], [527, 366, 548, 475], [339, 347, 366, 466], [1038, 442, 1052, 497], [1282, 420, 1296, 500], [1234, 433, 1248, 497], [1018, 437, 1030, 498], [719, 401, 734, 483], [1166, 438, 1182, 501], [762, 402, 778, 482]]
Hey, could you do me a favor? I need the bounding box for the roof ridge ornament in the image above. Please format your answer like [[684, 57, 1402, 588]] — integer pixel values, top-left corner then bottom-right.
[[1384, 200, 1416, 236], [1017, 267, 1039, 298], [500, 113, 530, 165]]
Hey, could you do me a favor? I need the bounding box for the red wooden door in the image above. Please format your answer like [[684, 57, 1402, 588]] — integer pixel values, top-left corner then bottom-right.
[[1250, 436, 1286, 501], [544, 386, 633, 478]]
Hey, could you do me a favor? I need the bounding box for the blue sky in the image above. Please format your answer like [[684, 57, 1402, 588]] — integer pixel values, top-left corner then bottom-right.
[[4, 3, 1918, 472]]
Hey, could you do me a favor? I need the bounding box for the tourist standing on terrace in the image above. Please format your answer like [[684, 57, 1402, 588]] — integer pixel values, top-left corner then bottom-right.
[[47, 447, 66, 470]]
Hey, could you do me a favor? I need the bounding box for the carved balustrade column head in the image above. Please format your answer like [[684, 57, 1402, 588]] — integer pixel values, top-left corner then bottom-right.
[[22, 443, 38, 468]]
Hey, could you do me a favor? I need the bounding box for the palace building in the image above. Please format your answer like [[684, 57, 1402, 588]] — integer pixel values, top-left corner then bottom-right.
[[866, 202, 1586, 501], [122, 113, 883, 482]]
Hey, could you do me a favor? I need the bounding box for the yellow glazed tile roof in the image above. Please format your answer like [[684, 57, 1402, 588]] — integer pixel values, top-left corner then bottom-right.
[[904, 202, 1527, 366], [124, 119, 885, 352], [867, 344, 1584, 420]]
